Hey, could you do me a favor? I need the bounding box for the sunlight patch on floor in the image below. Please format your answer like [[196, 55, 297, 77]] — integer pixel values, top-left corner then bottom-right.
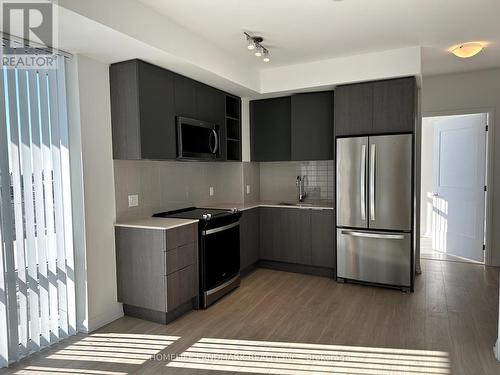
[[166, 338, 451, 375], [13, 332, 180, 374]]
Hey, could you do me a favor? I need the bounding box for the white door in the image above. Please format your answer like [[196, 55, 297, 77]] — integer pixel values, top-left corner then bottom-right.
[[432, 113, 487, 262]]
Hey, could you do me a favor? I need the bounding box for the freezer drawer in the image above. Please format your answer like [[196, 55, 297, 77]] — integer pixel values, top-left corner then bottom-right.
[[337, 229, 411, 287]]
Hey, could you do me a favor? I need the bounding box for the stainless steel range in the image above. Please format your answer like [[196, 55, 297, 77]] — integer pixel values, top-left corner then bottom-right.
[[153, 207, 242, 308]]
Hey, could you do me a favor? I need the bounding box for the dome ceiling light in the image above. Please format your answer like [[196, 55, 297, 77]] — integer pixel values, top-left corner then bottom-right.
[[244, 32, 270, 63], [451, 42, 484, 58]]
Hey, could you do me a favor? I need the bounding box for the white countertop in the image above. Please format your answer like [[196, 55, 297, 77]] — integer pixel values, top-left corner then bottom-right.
[[206, 201, 334, 211], [115, 217, 198, 230]]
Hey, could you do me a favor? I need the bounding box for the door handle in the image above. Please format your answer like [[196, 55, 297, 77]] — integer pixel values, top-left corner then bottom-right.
[[360, 144, 366, 221], [341, 230, 405, 240], [210, 129, 219, 154], [369, 143, 376, 221]]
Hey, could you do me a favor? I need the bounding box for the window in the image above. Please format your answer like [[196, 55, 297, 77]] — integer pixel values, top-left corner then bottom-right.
[[0, 58, 75, 366]]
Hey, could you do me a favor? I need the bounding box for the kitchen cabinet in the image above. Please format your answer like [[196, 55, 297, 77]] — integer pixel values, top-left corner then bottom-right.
[[115, 223, 198, 324], [373, 77, 416, 134], [196, 83, 227, 160], [250, 97, 291, 161], [110, 59, 176, 160], [240, 208, 260, 272], [110, 59, 241, 161], [259, 207, 311, 265], [174, 74, 198, 119], [334, 82, 373, 136], [291, 91, 334, 161], [334, 77, 416, 137], [311, 210, 335, 267]]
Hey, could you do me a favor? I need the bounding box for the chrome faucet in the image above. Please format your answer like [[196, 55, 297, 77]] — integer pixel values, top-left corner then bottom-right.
[[296, 175, 307, 202]]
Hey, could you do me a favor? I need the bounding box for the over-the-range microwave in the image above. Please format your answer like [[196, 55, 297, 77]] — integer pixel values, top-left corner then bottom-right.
[[176, 116, 220, 160]]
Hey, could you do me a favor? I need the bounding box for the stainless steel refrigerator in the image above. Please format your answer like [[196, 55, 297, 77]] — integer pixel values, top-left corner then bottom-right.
[[336, 134, 414, 291]]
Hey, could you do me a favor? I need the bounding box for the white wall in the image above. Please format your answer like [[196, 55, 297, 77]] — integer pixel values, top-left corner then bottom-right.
[[422, 68, 500, 266], [70, 55, 123, 332], [420, 118, 435, 237]]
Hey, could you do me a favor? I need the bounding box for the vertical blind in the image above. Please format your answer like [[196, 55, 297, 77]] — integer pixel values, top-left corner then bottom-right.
[[0, 58, 75, 367]]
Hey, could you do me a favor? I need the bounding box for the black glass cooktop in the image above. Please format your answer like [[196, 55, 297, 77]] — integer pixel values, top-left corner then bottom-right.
[[153, 207, 234, 220]]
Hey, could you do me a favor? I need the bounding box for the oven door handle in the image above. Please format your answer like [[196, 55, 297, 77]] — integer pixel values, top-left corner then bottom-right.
[[202, 221, 239, 236]]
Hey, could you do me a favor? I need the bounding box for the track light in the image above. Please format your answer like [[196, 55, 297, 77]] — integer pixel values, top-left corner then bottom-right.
[[263, 50, 270, 62], [243, 32, 270, 63]]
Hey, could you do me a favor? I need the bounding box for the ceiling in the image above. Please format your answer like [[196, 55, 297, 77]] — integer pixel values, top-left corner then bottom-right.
[[137, 0, 500, 76]]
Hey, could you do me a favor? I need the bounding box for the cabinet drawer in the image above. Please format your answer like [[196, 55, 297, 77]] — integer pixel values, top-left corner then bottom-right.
[[166, 242, 196, 275], [166, 223, 197, 250], [166, 264, 197, 311]]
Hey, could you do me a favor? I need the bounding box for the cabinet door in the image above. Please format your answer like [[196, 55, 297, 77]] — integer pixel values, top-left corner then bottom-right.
[[373, 77, 416, 134], [137, 62, 176, 160], [250, 97, 291, 161], [197, 83, 226, 160], [174, 74, 198, 119], [240, 208, 260, 271], [286, 209, 312, 265], [260, 208, 311, 265], [291, 91, 334, 161], [311, 210, 335, 268], [110, 60, 141, 160], [335, 83, 373, 136]]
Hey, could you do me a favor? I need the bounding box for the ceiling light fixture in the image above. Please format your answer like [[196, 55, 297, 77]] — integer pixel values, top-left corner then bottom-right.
[[451, 42, 484, 58], [263, 50, 270, 63], [244, 32, 270, 62]]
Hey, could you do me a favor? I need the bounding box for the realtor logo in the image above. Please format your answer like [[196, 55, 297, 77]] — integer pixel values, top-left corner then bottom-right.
[[1, 0, 58, 68]]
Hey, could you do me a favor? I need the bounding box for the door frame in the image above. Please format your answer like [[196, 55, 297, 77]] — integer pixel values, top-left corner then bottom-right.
[[422, 107, 494, 265]]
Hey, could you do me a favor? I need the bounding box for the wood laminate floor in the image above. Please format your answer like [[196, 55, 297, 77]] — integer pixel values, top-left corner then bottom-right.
[[2, 259, 499, 375]]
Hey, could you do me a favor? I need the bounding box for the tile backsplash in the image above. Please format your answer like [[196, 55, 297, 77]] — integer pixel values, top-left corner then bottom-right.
[[114, 160, 244, 221], [113, 160, 333, 221], [259, 160, 334, 203]]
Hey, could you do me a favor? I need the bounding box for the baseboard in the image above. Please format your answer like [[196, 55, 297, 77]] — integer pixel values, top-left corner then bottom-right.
[[87, 303, 124, 332], [257, 260, 334, 278]]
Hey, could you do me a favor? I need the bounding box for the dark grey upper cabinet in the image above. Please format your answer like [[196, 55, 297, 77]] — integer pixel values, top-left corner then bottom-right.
[[291, 91, 334, 161], [110, 60, 176, 160], [335, 77, 416, 137], [311, 210, 335, 268], [174, 74, 198, 119], [334, 82, 373, 137], [250, 97, 291, 161], [373, 77, 416, 134], [110, 59, 241, 161], [196, 83, 226, 160], [240, 208, 260, 272]]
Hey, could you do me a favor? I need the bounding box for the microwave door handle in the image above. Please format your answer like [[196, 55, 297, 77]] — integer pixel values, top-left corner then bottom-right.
[[211, 129, 219, 154]]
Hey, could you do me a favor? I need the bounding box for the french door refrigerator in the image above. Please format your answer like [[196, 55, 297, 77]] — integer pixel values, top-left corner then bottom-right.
[[336, 134, 414, 291]]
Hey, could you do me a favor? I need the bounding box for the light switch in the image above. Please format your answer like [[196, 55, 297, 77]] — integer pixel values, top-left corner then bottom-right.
[[128, 194, 139, 207], [246, 185, 251, 194], [209, 187, 215, 196]]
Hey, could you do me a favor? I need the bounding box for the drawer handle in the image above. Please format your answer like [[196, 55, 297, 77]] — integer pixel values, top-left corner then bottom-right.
[[341, 230, 405, 240]]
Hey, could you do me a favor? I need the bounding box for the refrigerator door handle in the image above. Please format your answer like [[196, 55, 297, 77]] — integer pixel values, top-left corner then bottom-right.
[[360, 144, 366, 221], [341, 230, 405, 240], [369, 143, 376, 221]]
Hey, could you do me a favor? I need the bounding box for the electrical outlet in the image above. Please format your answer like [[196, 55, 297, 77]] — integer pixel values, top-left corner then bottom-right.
[[246, 185, 251, 194], [128, 194, 139, 207], [209, 187, 215, 196]]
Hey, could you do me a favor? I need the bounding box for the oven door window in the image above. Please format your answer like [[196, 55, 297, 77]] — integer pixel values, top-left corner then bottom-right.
[[203, 224, 240, 291]]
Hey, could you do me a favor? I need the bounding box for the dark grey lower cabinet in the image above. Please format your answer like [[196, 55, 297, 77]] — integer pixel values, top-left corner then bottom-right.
[[240, 208, 260, 272], [115, 223, 198, 324], [311, 210, 335, 267], [259, 208, 312, 265], [259, 207, 334, 273]]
